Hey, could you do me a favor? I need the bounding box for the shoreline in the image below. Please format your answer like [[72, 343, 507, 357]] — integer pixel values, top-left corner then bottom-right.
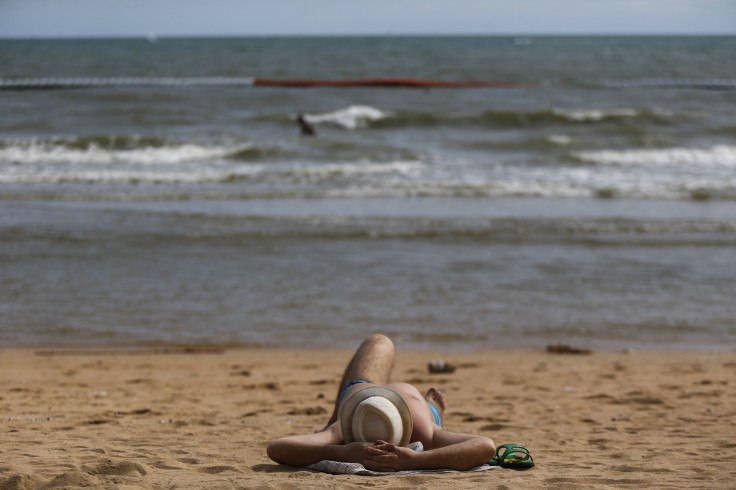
[[2, 346, 735, 488], [4, 341, 735, 354]]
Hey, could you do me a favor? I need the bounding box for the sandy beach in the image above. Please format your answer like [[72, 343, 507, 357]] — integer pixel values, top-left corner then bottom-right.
[[1, 345, 735, 489]]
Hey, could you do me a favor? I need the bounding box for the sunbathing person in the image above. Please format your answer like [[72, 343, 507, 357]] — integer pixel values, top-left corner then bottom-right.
[[267, 333, 496, 472]]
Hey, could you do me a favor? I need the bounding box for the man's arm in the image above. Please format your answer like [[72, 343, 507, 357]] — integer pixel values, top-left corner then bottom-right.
[[375, 431, 496, 471], [267, 422, 400, 469], [267, 422, 342, 466]]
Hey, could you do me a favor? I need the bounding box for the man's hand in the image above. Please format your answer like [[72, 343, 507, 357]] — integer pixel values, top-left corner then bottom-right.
[[340, 441, 402, 472], [368, 440, 416, 471]]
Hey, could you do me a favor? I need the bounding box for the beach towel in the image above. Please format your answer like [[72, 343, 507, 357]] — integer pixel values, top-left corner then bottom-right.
[[307, 442, 498, 476]]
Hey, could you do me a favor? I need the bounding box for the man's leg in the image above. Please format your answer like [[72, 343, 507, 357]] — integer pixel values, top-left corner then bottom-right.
[[324, 333, 395, 427]]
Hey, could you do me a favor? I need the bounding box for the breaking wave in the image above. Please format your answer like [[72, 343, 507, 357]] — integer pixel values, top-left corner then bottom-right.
[[305, 105, 391, 130], [365, 107, 682, 129], [573, 145, 736, 168], [0, 136, 242, 166], [288, 105, 685, 131]]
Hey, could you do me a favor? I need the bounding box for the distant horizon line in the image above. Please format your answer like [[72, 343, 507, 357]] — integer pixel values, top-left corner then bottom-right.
[[2, 32, 735, 41]]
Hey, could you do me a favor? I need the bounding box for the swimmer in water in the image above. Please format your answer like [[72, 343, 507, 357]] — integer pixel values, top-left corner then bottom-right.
[[296, 113, 316, 136]]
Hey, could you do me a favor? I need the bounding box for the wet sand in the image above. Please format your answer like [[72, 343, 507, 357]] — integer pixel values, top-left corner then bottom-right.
[[2, 346, 735, 488]]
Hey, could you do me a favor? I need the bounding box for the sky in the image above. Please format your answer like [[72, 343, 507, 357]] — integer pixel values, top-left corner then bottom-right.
[[1, 0, 735, 38]]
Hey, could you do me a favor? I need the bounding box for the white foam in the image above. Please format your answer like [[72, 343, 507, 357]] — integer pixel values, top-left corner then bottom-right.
[[553, 108, 640, 122], [574, 145, 736, 168], [0, 167, 223, 184], [291, 160, 423, 177], [547, 134, 572, 145], [0, 140, 242, 166], [0, 154, 425, 184], [306, 105, 390, 130]]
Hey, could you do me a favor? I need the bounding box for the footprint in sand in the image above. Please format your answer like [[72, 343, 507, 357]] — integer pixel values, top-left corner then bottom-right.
[[0, 474, 43, 489], [242, 382, 280, 391], [287, 406, 327, 416], [196, 465, 242, 474], [231, 370, 252, 377], [150, 459, 188, 470], [83, 459, 148, 476], [28, 461, 147, 489], [38, 470, 100, 488], [176, 457, 200, 464]]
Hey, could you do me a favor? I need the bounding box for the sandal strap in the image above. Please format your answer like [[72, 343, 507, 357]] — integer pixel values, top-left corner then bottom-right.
[[494, 444, 533, 465], [497, 444, 531, 460]]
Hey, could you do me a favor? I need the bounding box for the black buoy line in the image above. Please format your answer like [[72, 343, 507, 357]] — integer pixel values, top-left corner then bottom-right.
[[604, 78, 736, 90], [0, 77, 257, 89]]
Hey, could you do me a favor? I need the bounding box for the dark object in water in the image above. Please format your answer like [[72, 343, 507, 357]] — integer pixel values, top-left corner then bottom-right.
[[546, 344, 592, 355], [428, 360, 456, 373], [296, 113, 316, 136]]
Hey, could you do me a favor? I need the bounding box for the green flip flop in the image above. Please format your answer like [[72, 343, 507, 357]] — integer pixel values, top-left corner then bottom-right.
[[492, 444, 535, 469]]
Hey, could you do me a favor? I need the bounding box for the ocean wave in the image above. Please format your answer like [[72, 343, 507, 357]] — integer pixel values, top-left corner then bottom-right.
[[0, 135, 413, 166], [327, 181, 736, 201], [2, 184, 735, 202], [480, 107, 677, 125], [2, 167, 735, 201], [221, 160, 425, 185], [226, 145, 295, 161], [0, 137, 244, 166], [551, 108, 662, 122], [305, 105, 391, 129], [294, 105, 680, 131], [546, 134, 572, 146], [1, 174, 734, 201], [0, 158, 425, 185], [458, 133, 576, 152], [3, 136, 736, 201], [6, 213, 734, 245], [572, 145, 736, 168], [364, 107, 682, 130]]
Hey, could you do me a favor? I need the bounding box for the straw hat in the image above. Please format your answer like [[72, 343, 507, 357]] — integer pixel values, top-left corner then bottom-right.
[[339, 386, 413, 447]]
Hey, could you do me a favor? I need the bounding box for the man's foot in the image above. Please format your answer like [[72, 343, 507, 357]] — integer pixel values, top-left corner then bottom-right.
[[425, 387, 446, 422]]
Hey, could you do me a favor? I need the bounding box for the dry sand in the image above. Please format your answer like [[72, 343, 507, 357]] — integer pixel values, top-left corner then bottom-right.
[[1, 345, 735, 489]]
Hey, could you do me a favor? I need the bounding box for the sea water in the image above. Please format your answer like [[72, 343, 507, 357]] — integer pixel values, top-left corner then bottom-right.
[[1, 36, 735, 350]]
